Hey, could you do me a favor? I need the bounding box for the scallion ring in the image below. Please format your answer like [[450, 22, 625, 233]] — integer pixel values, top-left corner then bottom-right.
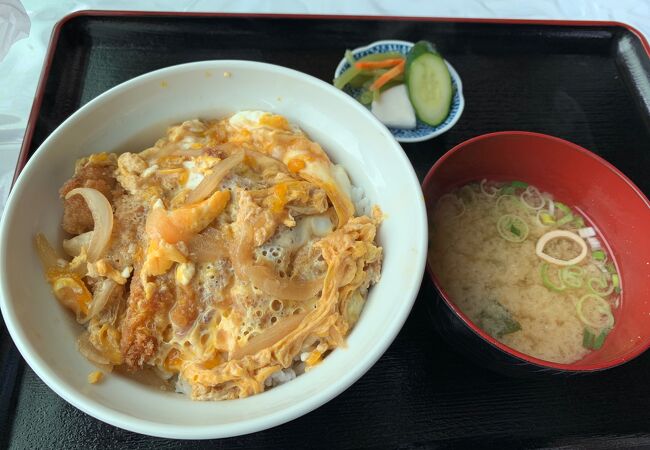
[[520, 185, 545, 210], [480, 178, 498, 197], [561, 266, 585, 288], [497, 214, 529, 243], [588, 276, 615, 297], [495, 195, 524, 214], [540, 262, 566, 292], [577, 294, 614, 329], [554, 202, 574, 226]]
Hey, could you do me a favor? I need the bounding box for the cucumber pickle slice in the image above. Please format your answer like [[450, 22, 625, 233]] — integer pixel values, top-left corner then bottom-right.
[[405, 41, 453, 126]]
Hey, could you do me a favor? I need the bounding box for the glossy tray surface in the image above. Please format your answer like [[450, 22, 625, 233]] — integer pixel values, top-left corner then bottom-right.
[[2, 12, 650, 449]]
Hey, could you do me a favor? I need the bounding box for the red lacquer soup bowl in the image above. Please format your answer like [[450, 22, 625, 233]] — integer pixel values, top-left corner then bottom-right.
[[423, 131, 650, 374]]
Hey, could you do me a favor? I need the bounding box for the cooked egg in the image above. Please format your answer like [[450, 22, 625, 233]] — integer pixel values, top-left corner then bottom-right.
[[182, 161, 205, 190], [176, 262, 196, 286]]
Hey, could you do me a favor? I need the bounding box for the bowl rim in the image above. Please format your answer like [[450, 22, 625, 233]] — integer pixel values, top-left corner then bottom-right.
[[333, 39, 465, 143], [0, 59, 428, 439], [422, 130, 650, 372]]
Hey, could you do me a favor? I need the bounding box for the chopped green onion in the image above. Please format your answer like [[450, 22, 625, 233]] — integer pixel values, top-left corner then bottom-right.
[[539, 212, 555, 225], [592, 250, 605, 261], [593, 329, 610, 350], [576, 294, 614, 328], [499, 181, 528, 196], [541, 262, 566, 292], [554, 202, 574, 225], [612, 274, 621, 293], [555, 202, 571, 214], [495, 195, 524, 214], [497, 214, 529, 243], [572, 216, 585, 228], [556, 212, 574, 226], [583, 328, 610, 350], [480, 179, 498, 197], [588, 276, 614, 297], [560, 266, 585, 288], [605, 262, 616, 274], [520, 186, 546, 210]]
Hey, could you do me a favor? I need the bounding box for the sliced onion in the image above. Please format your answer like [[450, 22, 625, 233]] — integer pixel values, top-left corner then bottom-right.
[[231, 205, 323, 301], [244, 148, 290, 173], [185, 151, 244, 204], [63, 231, 93, 257], [535, 230, 588, 266], [188, 228, 228, 263], [246, 264, 323, 301], [77, 331, 111, 366], [65, 188, 113, 263], [34, 233, 63, 269], [80, 279, 120, 324], [231, 312, 307, 360], [171, 148, 204, 157]]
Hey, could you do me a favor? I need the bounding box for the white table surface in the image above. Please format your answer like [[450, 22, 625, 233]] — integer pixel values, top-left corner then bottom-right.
[[1, 0, 649, 215]]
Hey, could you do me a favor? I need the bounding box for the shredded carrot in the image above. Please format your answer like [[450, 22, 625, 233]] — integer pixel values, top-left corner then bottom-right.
[[369, 61, 405, 91], [354, 58, 404, 70]]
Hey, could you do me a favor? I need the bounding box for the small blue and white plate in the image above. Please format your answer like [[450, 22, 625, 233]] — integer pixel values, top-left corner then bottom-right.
[[334, 39, 465, 143]]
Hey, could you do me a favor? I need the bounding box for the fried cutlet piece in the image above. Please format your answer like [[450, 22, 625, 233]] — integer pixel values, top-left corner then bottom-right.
[[59, 154, 123, 235], [119, 269, 174, 368]]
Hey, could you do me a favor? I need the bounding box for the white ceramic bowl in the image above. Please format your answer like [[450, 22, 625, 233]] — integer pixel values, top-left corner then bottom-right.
[[0, 61, 427, 439]]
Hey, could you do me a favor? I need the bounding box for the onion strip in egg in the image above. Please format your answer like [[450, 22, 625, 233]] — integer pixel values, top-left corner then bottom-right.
[[186, 151, 244, 204], [80, 278, 120, 324], [64, 188, 114, 263], [230, 312, 308, 360], [63, 231, 93, 257]]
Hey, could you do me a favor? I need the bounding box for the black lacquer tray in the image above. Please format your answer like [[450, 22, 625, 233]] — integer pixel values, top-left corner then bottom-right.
[[2, 11, 650, 449]]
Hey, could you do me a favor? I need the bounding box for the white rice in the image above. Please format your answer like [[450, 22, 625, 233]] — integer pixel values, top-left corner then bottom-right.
[[264, 368, 297, 388], [351, 184, 371, 217], [175, 376, 192, 396]]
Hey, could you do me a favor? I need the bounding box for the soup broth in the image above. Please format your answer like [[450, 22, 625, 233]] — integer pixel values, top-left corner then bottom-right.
[[429, 180, 619, 364]]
